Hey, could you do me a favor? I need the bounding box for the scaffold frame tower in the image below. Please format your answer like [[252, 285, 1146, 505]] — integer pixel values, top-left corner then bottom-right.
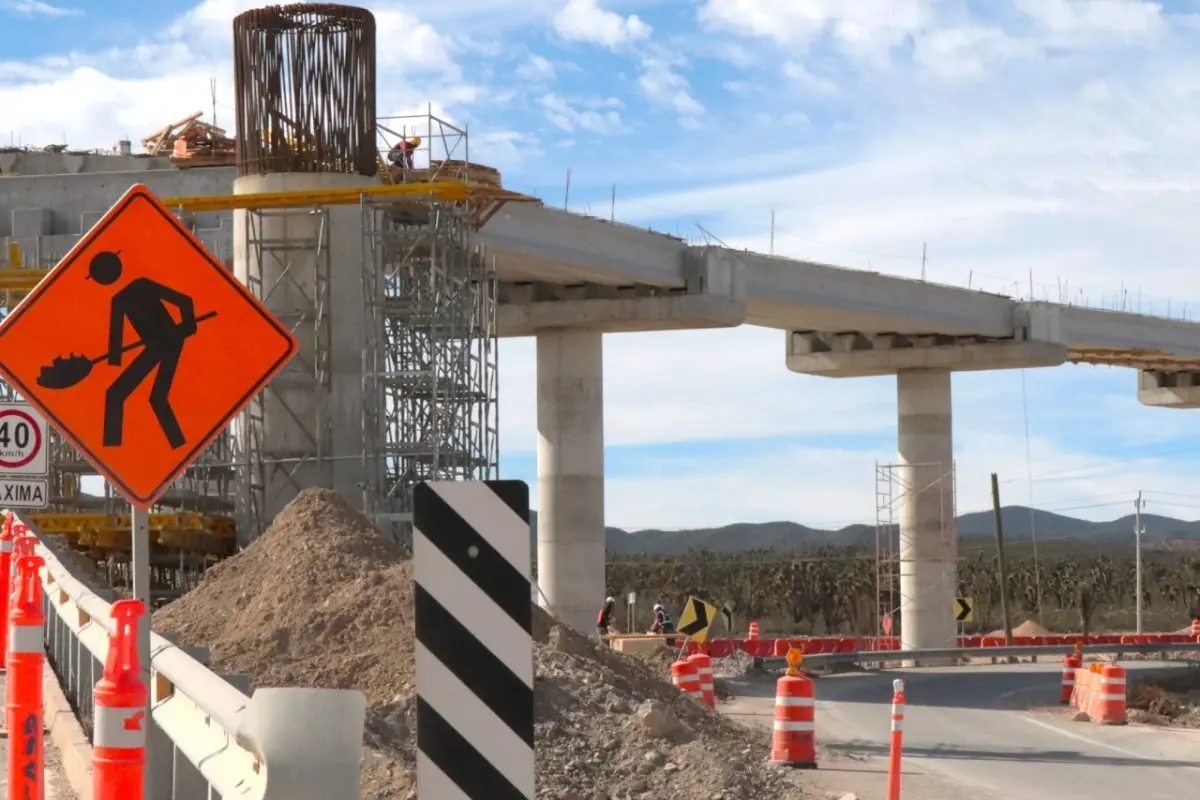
[[236, 205, 333, 538], [360, 114, 499, 541], [874, 460, 958, 643]]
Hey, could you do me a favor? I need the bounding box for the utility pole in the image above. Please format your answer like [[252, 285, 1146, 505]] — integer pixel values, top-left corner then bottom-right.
[[990, 473, 1013, 647], [1135, 491, 1146, 634]]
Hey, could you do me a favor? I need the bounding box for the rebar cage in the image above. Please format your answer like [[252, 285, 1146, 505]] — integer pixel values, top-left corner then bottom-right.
[[233, 3, 378, 177]]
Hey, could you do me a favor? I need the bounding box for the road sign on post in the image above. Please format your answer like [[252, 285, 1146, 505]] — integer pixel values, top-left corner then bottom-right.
[[955, 597, 974, 623], [0, 479, 48, 509], [0, 183, 299, 798], [0, 183, 299, 509], [0, 405, 47, 476]]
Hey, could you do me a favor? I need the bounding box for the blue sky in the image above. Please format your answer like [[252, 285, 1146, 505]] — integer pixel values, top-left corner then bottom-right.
[[6, 0, 1200, 529]]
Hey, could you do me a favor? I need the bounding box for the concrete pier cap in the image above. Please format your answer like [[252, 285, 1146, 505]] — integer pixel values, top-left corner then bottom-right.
[[786, 328, 1067, 662], [1137, 369, 1200, 408], [497, 246, 747, 337]]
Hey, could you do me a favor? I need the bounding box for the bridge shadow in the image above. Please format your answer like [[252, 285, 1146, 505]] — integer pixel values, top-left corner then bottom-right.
[[826, 739, 1200, 769]]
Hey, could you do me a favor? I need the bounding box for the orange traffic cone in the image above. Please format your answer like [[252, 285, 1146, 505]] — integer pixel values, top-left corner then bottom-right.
[[6, 554, 45, 800], [93, 599, 149, 800]]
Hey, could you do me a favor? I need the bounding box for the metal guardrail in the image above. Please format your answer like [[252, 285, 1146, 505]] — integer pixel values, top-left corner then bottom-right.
[[19, 511, 367, 800], [763, 642, 1200, 669]]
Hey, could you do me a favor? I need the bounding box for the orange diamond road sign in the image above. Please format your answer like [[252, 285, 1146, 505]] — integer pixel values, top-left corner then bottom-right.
[[0, 184, 298, 508]]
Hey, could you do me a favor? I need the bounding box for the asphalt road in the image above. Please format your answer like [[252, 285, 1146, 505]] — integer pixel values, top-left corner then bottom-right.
[[725, 661, 1200, 799]]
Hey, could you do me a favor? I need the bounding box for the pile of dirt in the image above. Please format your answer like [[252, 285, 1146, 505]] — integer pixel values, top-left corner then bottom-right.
[[155, 489, 808, 800], [987, 619, 1053, 638], [1127, 673, 1200, 728]]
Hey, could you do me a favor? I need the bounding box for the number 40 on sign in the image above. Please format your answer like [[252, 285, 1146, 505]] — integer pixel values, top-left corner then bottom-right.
[[0, 404, 48, 477]]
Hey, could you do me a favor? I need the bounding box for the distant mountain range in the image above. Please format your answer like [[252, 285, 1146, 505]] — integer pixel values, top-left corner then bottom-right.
[[527, 506, 1199, 555]]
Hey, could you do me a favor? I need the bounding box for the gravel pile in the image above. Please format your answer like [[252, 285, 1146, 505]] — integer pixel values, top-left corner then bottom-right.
[[154, 489, 809, 799]]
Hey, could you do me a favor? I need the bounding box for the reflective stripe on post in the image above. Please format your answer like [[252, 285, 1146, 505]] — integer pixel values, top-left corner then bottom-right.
[[887, 679, 905, 800], [8, 623, 42, 654], [93, 599, 149, 800], [94, 705, 147, 750]]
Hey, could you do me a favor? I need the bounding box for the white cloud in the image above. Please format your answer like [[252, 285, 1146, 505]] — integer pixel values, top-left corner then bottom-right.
[[638, 57, 704, 123], [517, 54, 557, 82], [699, 0, 933, 64], [1014, 0, 1168, 47], [553, 0, 652, 49], [537, 93, 625, 134], [1, 0, 79, 16], [0, 0, 476, 149], [781, 61, 839, 94]]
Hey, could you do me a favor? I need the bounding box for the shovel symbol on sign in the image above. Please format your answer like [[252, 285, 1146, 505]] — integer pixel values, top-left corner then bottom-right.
[[36, 250, 217, 450], [36, 310, 218, 390]]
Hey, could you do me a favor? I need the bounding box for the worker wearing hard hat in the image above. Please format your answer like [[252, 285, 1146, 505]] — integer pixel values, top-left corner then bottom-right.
[[649, 603, 675, 635], [596, 596, 617, 641], [388, 136, 421, 169]]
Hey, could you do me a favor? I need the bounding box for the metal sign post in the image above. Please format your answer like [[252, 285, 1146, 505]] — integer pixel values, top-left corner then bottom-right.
[[131, 504, 152, 800]]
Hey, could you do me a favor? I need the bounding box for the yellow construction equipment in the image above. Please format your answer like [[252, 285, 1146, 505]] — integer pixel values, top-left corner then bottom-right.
[[31, 512, 235, 561]]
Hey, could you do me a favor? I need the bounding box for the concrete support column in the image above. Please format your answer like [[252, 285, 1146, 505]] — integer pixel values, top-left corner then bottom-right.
[[896, 369, 957, 654], [536, 329, 605, 633]]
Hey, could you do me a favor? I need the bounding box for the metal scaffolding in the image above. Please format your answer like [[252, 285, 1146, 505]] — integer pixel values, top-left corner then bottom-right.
[[874, 460, 958, 645], [235, 205, 333, 540], [360, 182, 499, 542], [874, 462, 901, 639]]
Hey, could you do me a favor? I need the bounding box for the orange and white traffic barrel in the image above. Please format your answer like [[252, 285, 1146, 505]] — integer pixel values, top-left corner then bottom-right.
[[93, 599, 149, 800], [6, 554, 44, 800], [671, 659, 702, 701], [1095, 663, 1127, 724], [1191, 619, 1200, 638], [771, 649, 816, 769], [688, 652, 715, 708], [1060, 654, 1080, 704], [747, 621, 760, 640]]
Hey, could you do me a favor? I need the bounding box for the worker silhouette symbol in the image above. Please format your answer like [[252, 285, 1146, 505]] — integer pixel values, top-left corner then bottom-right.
[[88, 251, 196, 450]]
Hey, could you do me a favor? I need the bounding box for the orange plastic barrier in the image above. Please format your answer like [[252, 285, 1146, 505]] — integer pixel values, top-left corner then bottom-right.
[[671, 659, 701, 702], [771, 670, 816, 768], [1069, 663, 1127, 724], [688, 653, 715, 708], [1060, 654, 1080, 704], [887, 678, 905, 800], [0, 510, 13, 657], [6, 554, 45, 799], [93, 599, 149, 800]]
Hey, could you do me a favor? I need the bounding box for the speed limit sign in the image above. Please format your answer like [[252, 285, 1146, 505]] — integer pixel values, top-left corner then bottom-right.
[[0, 404, 47, 476]]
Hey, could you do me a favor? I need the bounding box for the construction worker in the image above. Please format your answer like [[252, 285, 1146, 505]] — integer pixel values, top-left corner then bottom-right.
[[596, 596, 616, 643], [388, 136, 421, 169], [650, 603, 675, 635]]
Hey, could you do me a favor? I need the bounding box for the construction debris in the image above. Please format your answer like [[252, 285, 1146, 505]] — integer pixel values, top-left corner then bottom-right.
[[142, 112, 236, 167], [154, 488, 811, 799]]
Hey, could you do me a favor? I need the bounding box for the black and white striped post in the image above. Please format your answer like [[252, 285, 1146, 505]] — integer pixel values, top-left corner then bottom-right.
[[413, 480, 534, 800]]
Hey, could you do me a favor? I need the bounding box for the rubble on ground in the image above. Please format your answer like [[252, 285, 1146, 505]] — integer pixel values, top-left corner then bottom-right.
[[1127, 673, 1200, 727], [154, 489, 811, 800]]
